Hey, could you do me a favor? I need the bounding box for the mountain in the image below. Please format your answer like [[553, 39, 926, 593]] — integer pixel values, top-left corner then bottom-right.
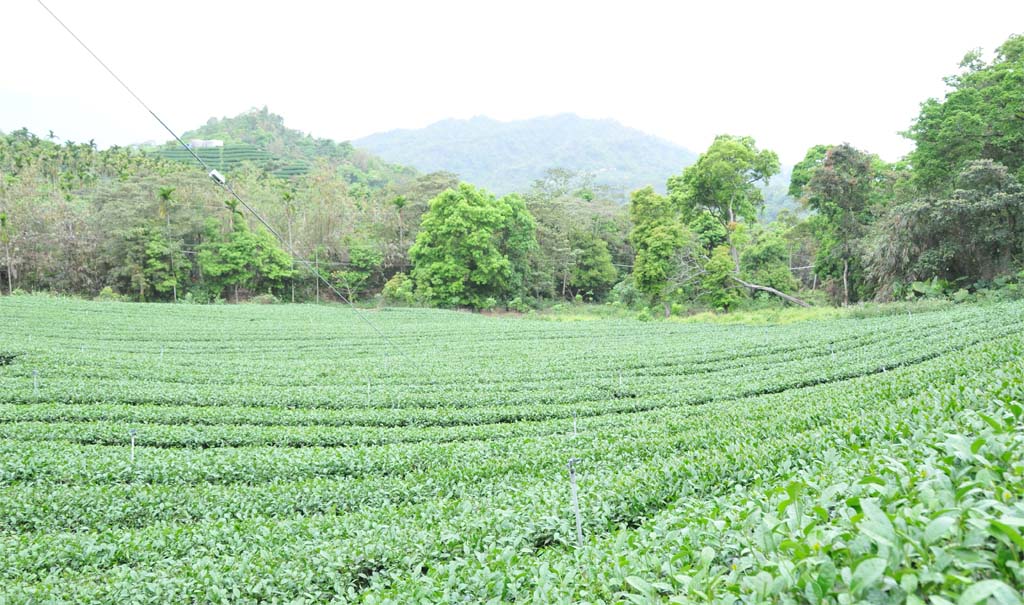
[[353, 114, 697, 197], [146, 107, 416, 187]]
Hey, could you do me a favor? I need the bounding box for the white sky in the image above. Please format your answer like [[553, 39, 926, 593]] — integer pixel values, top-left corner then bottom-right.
[[2, 1, 1022, 164]]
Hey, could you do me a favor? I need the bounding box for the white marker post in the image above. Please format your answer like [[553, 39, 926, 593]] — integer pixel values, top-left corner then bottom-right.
[[129, 429, 137, 463], [567, 458, 584, 550]]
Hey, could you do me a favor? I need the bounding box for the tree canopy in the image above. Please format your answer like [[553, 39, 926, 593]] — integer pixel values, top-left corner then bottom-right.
[[409, 183, 536, 308], [906, 35, 1024, 191]]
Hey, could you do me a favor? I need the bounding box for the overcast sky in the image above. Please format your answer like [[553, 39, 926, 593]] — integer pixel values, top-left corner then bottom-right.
[[3, 1, 1022, 164]]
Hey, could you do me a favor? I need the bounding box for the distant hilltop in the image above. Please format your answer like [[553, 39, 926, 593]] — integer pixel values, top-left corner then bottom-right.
[[354, 113, 698, 196], [140, 107, 414, 184]]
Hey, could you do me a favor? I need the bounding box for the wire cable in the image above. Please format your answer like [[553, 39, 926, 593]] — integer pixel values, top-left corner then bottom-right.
[[36, 0, 402, 354]]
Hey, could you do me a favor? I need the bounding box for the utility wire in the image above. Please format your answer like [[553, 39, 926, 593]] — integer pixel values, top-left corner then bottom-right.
[[37, 0, 401, 354]]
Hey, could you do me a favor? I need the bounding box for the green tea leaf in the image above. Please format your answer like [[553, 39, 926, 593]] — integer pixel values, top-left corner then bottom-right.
[[850, 557, 887, 596], [924, 516, 956, 544], [958, 579, 1021, 605]]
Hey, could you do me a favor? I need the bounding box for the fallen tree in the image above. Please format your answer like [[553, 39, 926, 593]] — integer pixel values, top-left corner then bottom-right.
[[731, 276, 810, 307]]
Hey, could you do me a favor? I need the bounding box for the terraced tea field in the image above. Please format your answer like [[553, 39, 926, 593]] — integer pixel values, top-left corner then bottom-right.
[[1, 296, 1023, 603]]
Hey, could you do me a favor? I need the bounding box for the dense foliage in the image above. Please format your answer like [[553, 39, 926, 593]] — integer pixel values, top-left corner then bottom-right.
[[409, 183, 536, 308], [906, 35, 1024, 190], [1, 296, 1022, 602], [3, 34, 1024, 313]]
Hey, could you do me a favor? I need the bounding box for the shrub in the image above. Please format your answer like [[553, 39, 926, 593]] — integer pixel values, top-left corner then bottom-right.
[[94, 287, 126, 302], [382, 272, 415, 305], [249, 293, 279, 304]]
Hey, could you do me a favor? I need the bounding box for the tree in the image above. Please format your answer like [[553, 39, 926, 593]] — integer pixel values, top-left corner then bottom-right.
[[740, 230, 799, 294], [629, 187, 688, 316], [906, 35, 1024, 191], [144, 230, 191, 300], [792, 143, 878, 305], [668, 134, 780, 271], [864, 160, 1024, 296], [663, 136, 807, 308], [331, 243, 383, 302], [522, 168, 629, 300], [0, 211, 12, 295], [788, 144, 830, 198], [198, 220, 294, 302], [391, 195, 408, 249], [409, 183, 536, 309], [155, 186, 181, 302], [701, 246, 743, 311], [688, 210, 728, 254], [567, 229, 618, 300]]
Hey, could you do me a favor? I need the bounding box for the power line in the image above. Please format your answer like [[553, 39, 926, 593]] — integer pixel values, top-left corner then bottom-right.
[[36, 0, 401, 354]]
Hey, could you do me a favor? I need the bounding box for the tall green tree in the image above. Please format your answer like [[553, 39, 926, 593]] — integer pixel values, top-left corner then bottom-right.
[[567, 229, 618, 300], [522, 168, 629, 301], [144, 230, 192, 300], [788, 144, 830, 198], [791, 143, 878, 305], [668, 134, 780, 271], [0, 211, 12, 295], [155, 186, 182, 302], [629, 187, 688, 316], [409, 183, 536, 309], [906, 35, 1024, 191]]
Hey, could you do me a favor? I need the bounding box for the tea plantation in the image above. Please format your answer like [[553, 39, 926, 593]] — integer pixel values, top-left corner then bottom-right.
[[1, 296, 1022, 603]]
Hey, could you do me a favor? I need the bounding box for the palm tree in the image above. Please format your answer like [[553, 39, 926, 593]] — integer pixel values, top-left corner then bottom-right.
[[391, 195, 408, 249], [156, 187, 178, 302]]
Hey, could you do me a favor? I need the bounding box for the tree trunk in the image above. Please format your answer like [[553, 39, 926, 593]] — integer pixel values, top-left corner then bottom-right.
[[3, 242, 12, 295], [731, 276, 810, 307], [663, 300, 671, 318], [727, 204, 740, 273], [170, 252, 177, 303], [397, 212, 404, 250], [842, 259, 849, 306]]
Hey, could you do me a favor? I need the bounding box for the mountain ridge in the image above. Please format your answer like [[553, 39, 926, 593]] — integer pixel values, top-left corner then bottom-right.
[[354, 113, 698, 196]]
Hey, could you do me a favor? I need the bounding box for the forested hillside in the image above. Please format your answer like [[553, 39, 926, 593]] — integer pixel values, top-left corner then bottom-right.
[[354, 114, 697, 196], [1, 35, 1022, 313], [146, 107, 416, 190]]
